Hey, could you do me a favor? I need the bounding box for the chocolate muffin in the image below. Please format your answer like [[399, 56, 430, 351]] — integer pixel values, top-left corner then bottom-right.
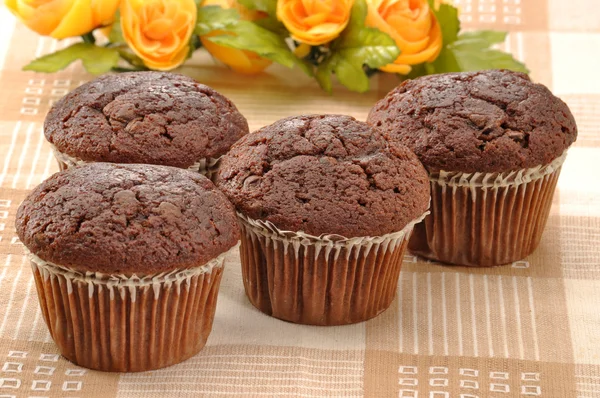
[[44, 72, 249, 179], [216, 114, 430, 325], [16, 163, 239, 372], [368, 69, 577, 266]]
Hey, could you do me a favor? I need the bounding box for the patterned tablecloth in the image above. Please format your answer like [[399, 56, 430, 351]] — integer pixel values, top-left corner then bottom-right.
[[0, 1, 599, 397]]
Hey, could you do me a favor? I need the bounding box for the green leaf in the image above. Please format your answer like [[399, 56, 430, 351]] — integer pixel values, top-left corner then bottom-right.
[[108, 10, 125, 44], [253, 17, 287, 34], [406, 63, 429, 80], [23, 43, 120, 74], [229, 0, 286, 34], [315, 56, 335, 93], [334, 57, 370, 92], [114, 46, 147, 69], [205, 20, 313, 76], [424, 6, 526, 76], [197, 6, 311, 75], [457, 30, 507, 46], [293, 56, 314, 77], [450, 32, 509, 55], [426, 43, 461, 75], [237, 0, 277, 16], [108, 24, 125, 44], [315, 0, 400, 93], [433, 4, 460, 46], [344, 0, 369, 38], [452, 47, 528, 73], [196, 6, 240, 36], [426, 30, 528, 75]]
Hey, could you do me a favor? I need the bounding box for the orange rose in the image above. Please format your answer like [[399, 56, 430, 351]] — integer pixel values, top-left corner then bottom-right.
[[366, 0, 442, 74], [200, 0, 272, 75], [121, 0, 197, 70], [5, 0, 119, 39], [277, 0, 353, 46]]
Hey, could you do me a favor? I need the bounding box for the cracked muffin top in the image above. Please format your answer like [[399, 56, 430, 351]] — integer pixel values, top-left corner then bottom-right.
[[215, 114, 430, 238], [367, 70, 577, 173], [44, 72, 249, 168], [16, 163, 239, 275]]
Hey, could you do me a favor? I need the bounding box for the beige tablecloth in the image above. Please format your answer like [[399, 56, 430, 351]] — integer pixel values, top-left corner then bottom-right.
[[0, 1, 599, 397]]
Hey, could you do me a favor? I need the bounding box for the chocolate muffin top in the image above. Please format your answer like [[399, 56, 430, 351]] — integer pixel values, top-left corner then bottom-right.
[[16, 163, 239, 275], [44, 72, 249, 168], [215, 114, 430, 238], [367, 70, 577, 173]]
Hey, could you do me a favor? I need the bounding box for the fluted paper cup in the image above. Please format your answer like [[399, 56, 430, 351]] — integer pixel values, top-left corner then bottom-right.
[[28, 249, 228, 372], [51, 145, 221, 181], [237, 212, 428, 326], [409, 151, 567, 267], [187, 157, 222, 181]]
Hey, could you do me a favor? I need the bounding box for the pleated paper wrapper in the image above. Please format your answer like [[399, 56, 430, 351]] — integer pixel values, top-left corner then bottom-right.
[[409, 151, 567, 267], [237, 212, 428, 326], [28, 249, 227, 372], [51, 145, 222, 181]]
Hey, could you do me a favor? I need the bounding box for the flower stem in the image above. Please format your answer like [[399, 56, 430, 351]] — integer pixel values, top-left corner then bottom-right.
[[111, 66, 146, 72], [81, 32, 96, 45]]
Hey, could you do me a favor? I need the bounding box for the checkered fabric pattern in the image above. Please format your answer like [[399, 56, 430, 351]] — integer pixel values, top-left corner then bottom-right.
[[0, 1, 598, 396]]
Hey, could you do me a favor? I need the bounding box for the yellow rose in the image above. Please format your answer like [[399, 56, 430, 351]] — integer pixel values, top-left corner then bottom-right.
[[277, 0, 353, 46], [5, 0, 119, 39], [200, 0, 272, 75], [121, 0, 197, 71], [366, 0, 442, 74]]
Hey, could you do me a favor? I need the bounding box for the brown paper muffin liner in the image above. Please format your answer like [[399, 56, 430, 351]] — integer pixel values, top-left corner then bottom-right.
[[27, 249, 228, 372], [409, 151, 568, 267], [51, 145, 221, 181], [188, 157, 222, 181], [237, 212, 428, 326]]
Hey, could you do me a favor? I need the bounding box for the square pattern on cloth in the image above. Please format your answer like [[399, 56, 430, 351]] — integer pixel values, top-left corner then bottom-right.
[[0, 1, 599, 396]]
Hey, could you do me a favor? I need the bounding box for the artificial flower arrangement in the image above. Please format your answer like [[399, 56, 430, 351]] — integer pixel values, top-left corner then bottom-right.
[[5, 0, 528, 93]]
